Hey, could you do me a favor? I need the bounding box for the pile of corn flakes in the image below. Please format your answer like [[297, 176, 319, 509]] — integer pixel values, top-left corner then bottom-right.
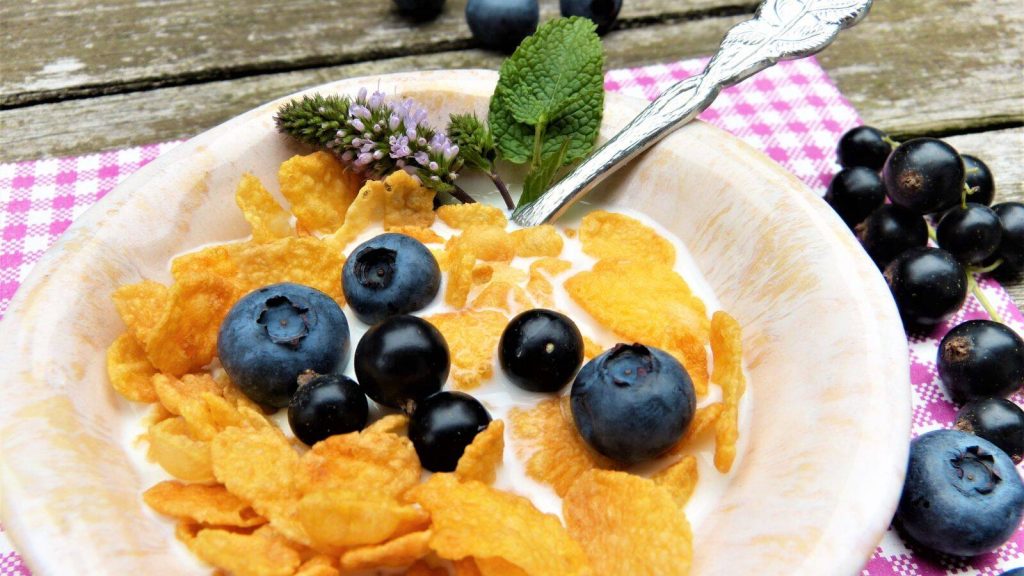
[[107, 151, 746, 575]]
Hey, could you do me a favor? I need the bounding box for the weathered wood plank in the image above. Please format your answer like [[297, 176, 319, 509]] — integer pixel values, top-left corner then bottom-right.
[[0, 0, 756, 107]]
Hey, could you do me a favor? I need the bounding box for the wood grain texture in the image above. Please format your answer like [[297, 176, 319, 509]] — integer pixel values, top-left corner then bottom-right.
[[0, 0, 755, 107]]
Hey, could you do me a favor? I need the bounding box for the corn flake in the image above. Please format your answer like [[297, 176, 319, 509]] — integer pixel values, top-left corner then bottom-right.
[[409, 560, 452, 576], [382, 169, 436, 229], [298, 490, 429, 548], [294, 556, 340, 576], [653, 455, 699, 507], [186, 525, 301, 576], [236, 173, 293, 242], [144, 273, 237, 376], [408, 474, 589, 575], [296, 429, 420, 500], [471, 282, 531, 315], [278, 152, 359, 234], [511, 225, 563, 257], [112, 280, 170, 344], [107, 333, 158, 403], [232, 236, 346, 307], [170, 243, 242, 284], [508, 398, 616, 496], [146, 417, 214, 483], [563, 470, 692, 575], [455, 420, 504, 484], [579, 210, 675, 265], [448, 225, 515, 262], [364, 413, 410, 436], [426, 310, 508, 390], [339, 529, 433, 571], [710, 311, 745, 473], [389, 225, 446, 244], [437, 204, 507, 229], [444, 244, 476, 309], [143, 480, 266, 527]]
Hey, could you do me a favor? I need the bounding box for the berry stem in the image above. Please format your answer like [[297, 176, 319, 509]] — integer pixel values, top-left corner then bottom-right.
[[927, 221, 938, 242], [883, 135, 901, 149], [966, 273, 1004, 324], [449, 184, 477, 204], [972, 259, 1004, 275]]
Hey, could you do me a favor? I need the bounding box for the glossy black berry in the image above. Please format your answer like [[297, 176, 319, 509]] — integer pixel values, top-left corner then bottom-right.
[[837, 125, 892, 171], [824, 167, 887, 227], [409, 391, 492, 472], [393, 0, 445, 20], [855, 204, 928, 269], [884, 247, 967, 328], [955, 398, 1024, 464], [936, 203, 1003, 266], [560, 0, 622, 34], [465, 0, 539, 53], [288, 374, 369, 446], [499, 309, 584, 393], [354, 315, 450, 412], [962, 155, 995, 206], [938, 319, 1024, 403], [882, 138, 965, 215], [989, 202, 1024, 280]]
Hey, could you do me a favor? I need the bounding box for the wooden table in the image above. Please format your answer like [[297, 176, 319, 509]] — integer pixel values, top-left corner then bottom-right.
[[2, 0, 1022, 305]]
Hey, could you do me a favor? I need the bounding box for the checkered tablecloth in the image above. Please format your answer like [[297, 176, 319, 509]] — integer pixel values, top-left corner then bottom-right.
[[1, 56, 1022, 575]]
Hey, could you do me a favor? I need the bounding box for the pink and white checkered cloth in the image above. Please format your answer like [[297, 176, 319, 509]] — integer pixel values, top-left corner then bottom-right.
[[1, 56, 1022, 575]]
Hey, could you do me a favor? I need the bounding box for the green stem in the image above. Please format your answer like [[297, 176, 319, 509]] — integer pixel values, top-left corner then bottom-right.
[[967, 273, 1004, 323], [531, 122, 546, 170], [883, 135, 901, 148], [972, 259, 1003, 275], [926, 222, 938, 242]]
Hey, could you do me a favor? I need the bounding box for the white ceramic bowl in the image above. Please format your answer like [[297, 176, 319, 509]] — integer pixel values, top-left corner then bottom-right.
[[0, 70, 910, 575]]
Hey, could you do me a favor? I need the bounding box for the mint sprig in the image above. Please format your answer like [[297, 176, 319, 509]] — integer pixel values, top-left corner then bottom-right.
[[447, 113, 514, 209]]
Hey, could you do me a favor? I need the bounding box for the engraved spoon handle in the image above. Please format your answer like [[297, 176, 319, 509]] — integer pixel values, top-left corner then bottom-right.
[[511, 0, 873, 226]]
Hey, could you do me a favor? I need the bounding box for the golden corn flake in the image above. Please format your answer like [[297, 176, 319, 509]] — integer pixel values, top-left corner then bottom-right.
[[437, 203, 507, 229], [112, 280, 170, 344], [508, 398, 616, 496], [186, 525, 301, 576], [152, 372, 222, 416], [475, 557, 531, 576], [444, 244, 476, 308], [382, 169, 436, 229], [144, 273, 237, 376], [211, 425, 299, 503], [511, 225, 563, 257], [339, 529, 433, 572], [578, 210, 675, 266], [170, 243, 242, 284], [455, 420, 505, 485], [389, 225, 446, 244], [426, 310, 508, 390], [107, 333, 158, 403], [447, 225, 515, 262], [563, 470, 692, 575], [474, 262, 528, 286], [409, 560, 452, 576], [143, 480, 265, 527], [236, 173, 293, 242], [452, 559, 484, 576], [296, 429, 420, 500], [179, 391, 256, 441], [653, 455, 699, 507], [471, 281, 531, 315], [408, 474, 589, 575], [530, 257, 572, 278], [363, 413, 410, 436], [294, 556, 340, 576], [582, 335, 604, 360], [667, 402, 724, 459], [232, 236, 345, 306], [278, 152, 358, 234], [711, 310, 745, 473], [297, 490, 429, 548], [146, 417, 215, 483]]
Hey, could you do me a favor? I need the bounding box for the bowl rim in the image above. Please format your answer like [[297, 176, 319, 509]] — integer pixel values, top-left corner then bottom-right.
[[0, 68, 910, 576]]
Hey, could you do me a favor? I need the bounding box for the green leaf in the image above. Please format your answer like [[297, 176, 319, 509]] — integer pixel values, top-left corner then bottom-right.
[[520, 138, 571, 208], [490, 17, 605, 166], [447, 113, 496, 171]]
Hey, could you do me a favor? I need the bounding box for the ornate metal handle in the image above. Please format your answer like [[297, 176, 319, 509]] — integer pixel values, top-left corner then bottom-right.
[[511, 0, 873, 226]]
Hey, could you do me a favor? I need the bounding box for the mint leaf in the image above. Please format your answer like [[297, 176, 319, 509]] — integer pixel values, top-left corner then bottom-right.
[[490, 17, 605, 166], [447, 113, 496, 172], [520, 138, 570, 207]]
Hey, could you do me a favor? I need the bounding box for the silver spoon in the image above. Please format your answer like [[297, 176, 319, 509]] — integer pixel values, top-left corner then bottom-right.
[[511, 0, 873, 227]]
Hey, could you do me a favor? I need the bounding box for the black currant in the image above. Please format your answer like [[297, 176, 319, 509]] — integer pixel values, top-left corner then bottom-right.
[[499, 309, 584, 393], [837, 126, 892, 171], [938, 319, 1024, 403], [884, 247, 967, 328], [955, 397, 1024, 464], [354, 315, 450, 412], [988, 202, 1024, 280], [936, 203, 1003, 266], [855, 204, 928, 270], [824, 167, 887, 227], [882, 138, 964, 215], [409, 391, 492, 472], [962, 154, 995, 206], [288, 374, 369, 446]]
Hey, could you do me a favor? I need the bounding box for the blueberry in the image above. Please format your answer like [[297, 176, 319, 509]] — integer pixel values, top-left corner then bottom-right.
[[499, 309, 584, 393], [218, 283, 350, 408], [936, 203, 1003, 266], [288, 374, 368, 446], [465, 0, 539, 53], [837, 125, 892, 171], [895, 429, 1024, 557], [342, 233, 441, 325], [394, 0, 445, 21], [824, 166, 887, 228], [882, 137, 965, 215], [559, 0, 623, 34], [570, 344, 696, 464], [409, 391, 492, 472], [354, 315, 449, 412], [883, 247, 967, 328], [999, 569, 1024, 576], [938, 320, 1024, 403], [855, 204, 928, 270], [962, 154, 995, 206], [955, 398, 1024, 464]]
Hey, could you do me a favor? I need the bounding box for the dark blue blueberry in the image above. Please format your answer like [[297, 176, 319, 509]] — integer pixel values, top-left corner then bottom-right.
[[559, 0, 622, 34], [465, 0, 539, 53], [499, 309, 584, 393], [354, 315, 450, 412], [895, 429, 1024, 557], [999, 569, 1024, 576], [570, 344, 696, 464], [218, 283, 350, 408], [825, 166, 887, 228], [288, 374, 368, 446], [837, 125, 892, 171], [342, 233, 441, 325], [409, 391, 492, 472], [956, 398, 1024, 464], [938, 320, 1024, 403], [394, 0, 445, 21], [936, 203, 1003, 266]]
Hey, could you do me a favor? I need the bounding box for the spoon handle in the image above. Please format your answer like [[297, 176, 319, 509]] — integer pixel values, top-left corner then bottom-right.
[[511, 0, 873, 227]]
